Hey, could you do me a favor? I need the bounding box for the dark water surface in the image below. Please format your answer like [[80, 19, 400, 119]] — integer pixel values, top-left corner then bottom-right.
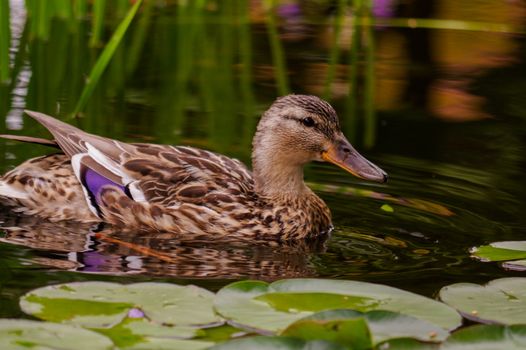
[[1, 0, 526, 317]]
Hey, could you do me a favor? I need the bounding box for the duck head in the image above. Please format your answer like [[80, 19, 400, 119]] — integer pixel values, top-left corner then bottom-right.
[[252, 95, 387, 196]]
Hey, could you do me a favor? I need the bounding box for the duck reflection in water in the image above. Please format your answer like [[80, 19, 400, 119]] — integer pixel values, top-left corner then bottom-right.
[[0, 210, 327, 280]]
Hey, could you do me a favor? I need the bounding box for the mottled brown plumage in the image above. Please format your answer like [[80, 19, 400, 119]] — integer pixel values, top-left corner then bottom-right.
[[0, 95, 387, 240]]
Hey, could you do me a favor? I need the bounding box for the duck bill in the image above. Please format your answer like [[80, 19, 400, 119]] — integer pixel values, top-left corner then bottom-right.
[[322, 137, 388, 183]]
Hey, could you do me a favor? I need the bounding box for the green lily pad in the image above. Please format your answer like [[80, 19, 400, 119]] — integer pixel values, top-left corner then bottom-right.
[[208, 336, 346, 350], [441, 324, 526, 349], [214, 279, 461, 333], [282, 314, 372, 350], [256, 292, 379, 313], [376, 338, 439, 350], [0, 319, 113, 350], [21, 281, 221, 328], [439, 277, 526, 324], [115, 337, 213, 350], [295, 309, 448, 344], [471, 241, 526, 262], [198, 324, 248, 342], [502, 260, 526, 271], [94, 317, 209, 349]]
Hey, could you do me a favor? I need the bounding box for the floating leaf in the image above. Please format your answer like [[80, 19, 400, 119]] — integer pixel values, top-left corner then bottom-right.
[[490, 241, 526, 251], [0, 319, 113, 350], [255, 293, 379, 313], [439, 277, 526, 324], [208, 336, 346, 350], [441, 324, 526, 350], [115, 337, 213, 350], [94, 318, 206, 349], [198, 324, 248, 342], [472, 241, 526, 262], [502, 260, 526, 271], [300, 310, 449, 345], [214, 279, 461, 333], [21, 281, 221, 328], [296, 309, 448, 344], [282, 315, 372, 350], [376, 338, 438, 350]]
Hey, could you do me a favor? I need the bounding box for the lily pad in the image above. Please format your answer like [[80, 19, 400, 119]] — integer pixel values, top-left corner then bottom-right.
[[214, 279, 461, 333], [471, 241, 526, 262], [282, 314, 372, 350], [115, 337, 213, 350], [503, 260, 526, 271], [376, 338, 439, 350], [439, 277, 526, 324], [198, 324, 249, 342], [208, 336, 346, 350], [294, 309, 448, 344], [0, 319, 113, 350], [94, 317, 211, 349], [21, 281, 221, 328], [441, 324, 526, 349]]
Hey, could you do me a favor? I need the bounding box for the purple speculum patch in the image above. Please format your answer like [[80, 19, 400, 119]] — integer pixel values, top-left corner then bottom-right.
[[83, 167, 126, 206]]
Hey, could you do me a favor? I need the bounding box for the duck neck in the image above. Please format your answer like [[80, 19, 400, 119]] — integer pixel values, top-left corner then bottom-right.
[[251, 150, 310, 199]]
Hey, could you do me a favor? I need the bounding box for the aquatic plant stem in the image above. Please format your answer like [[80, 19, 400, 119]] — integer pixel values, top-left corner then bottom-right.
[[89, 0, 106, 47], [346, 0, 361, 143], [73, 0, 142, 117], [238, 1, 256, 147], [126, 0, 152, 75], [363, 0, 376, 148], [323, 0, 346, 100], [265, 0, 290, 95], [73, 0, 88, 20], [0, 0, 10, 84]]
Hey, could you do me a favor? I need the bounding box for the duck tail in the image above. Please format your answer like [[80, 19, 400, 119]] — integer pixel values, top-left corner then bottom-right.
[[0, 134, 60, 148]]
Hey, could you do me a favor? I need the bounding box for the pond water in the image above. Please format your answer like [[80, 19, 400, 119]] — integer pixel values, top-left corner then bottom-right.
[[1, 0, 526, 318]]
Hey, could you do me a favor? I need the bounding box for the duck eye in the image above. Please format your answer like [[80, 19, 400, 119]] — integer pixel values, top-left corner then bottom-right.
[[301, 117, 315, 127]]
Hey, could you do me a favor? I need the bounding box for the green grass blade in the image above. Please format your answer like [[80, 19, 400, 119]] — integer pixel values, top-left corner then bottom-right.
[[36, 0, 50, 40], [323, 0, 346, 100], [238, 1, 256, 147], [125, 0, 152, 75], [53, 0, 72, 19], [73, 0, 88, 20], [265, 0, 289, 95], [89, 0, 106, 47], [363, 0, 376, 148], [0, 0, 10, 83], [345, 0, 361, 143], [73, 0, 143, 116]]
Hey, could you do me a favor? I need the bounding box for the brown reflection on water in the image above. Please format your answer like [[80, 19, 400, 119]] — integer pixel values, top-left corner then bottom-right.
[[378, 0, 525, 121], [0, 210, 325, 280], [290, 0, 526, 122]]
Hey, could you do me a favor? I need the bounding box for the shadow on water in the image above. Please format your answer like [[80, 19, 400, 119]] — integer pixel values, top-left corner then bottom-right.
[[0, 0, 526, 315]]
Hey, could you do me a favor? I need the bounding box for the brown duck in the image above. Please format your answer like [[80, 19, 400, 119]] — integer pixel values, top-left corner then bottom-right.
[[0, 95, 387, 240]]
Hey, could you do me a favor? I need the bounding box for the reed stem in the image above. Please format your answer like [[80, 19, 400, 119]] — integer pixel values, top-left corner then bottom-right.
[[0, 0, 10, 84], [73, 0, 143, 116], [265, 0, 290, 95]]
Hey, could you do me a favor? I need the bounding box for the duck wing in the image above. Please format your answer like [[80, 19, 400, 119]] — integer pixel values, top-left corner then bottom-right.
[[24, 110, 136, 161], [122, 144, 254, 208], [21, 111, 146, 217], [21, 111, 254, 222]]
